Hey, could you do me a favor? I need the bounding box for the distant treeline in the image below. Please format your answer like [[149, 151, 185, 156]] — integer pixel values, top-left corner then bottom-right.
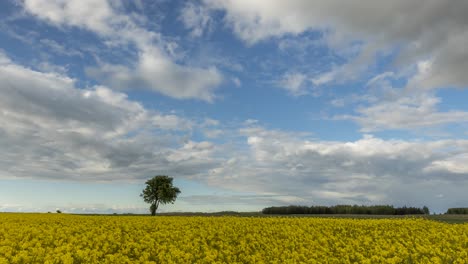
[[446, 208, 468, 214], [262, 205, 430, 215]]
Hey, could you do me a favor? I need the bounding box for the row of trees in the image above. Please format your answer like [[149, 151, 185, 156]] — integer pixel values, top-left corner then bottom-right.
[[262, 205, 430, 215], [446, 208, 468, 214]]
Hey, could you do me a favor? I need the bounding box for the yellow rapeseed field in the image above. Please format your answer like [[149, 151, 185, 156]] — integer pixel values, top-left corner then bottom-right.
[[0, 214, 467, 263]]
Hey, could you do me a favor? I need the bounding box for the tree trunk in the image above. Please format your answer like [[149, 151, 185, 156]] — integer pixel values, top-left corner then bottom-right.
[[150, 201, 159, 216]]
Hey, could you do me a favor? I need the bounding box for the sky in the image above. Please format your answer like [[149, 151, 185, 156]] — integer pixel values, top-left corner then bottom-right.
[[1, 0, 468, 214]]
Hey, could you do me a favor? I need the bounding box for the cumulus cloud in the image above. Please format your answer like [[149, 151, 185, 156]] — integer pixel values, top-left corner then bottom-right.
[[23, 0, 223, 101], [86, 48, 222, 101], [0, 54, 220, 181], [204, 127, 468, 211], [201, 0, 468, 89]]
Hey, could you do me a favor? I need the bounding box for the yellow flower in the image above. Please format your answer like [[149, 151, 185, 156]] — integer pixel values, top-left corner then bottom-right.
[[1, 213, 467, 263]]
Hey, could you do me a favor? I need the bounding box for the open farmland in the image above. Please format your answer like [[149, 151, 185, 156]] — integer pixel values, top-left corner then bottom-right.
[[1, 213, 467, 263]]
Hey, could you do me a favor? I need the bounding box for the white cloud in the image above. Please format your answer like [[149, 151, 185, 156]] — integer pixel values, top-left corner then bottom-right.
[[330, 99, 345, 107], [278, 72, 308, 96], [0, 54, 218, 181], [180, 2, 214, 37], [338, 67, 468, 132], [23, 0, 223, 101], [232, 77, 241, 87], [311, 71, 336, 86], [39, 38, 83, 57], [152, 114, 193, 131], [366, 72, 395, 88], [425, 154, 468, 174], [35, 61, 68, 74], [201, 0, 468, 89], [343, 94, 468, 132], [23, 0, 115, 34], [0, 52, 11, 64], [203, 129, 223, 139], [202, 118, 220, 127], [243, 119, 258, 126], [205, 127, 468, 211], [167, 141, 216, 163], [87, 47, 223, 101]]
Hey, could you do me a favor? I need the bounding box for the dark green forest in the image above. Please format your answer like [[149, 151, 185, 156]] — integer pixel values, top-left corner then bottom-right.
[[446, 208, 468, 214], [262, 205, 430, 215]]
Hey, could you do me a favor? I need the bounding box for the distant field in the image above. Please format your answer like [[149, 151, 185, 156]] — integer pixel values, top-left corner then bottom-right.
[[261, 213, 468, 224], [77, 211, 468, 223], [1, 213, 467, 263], [157, 212, 468, 223], [425, 214, 468, 224]]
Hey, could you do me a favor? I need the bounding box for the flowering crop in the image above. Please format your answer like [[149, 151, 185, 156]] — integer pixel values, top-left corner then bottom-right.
[[0, 214, 467, 263]]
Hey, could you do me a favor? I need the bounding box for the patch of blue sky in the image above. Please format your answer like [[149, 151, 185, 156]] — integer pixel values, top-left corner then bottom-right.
[[436, 123, 468, 140], [1, 22, 101, 89], [436, 89, 468, 111]]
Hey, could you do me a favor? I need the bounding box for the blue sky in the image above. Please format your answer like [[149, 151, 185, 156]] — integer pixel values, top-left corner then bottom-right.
[[1, 0, 468, 214]]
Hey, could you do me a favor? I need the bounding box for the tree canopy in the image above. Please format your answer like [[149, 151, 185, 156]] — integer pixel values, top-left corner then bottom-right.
[[141, 175, 181, 216]]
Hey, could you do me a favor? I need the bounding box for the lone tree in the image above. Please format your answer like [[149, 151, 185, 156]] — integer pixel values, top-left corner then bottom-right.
[[141, 175, 180, 216]]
